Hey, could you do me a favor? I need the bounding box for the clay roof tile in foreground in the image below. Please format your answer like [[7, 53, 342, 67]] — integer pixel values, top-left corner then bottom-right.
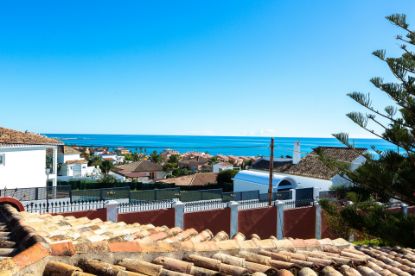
[[0, 127, 62, 146], [0, 205, 414, 275]]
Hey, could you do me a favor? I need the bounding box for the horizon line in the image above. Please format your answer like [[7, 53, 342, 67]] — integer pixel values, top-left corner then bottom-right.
[[43, 132, 381, 140]]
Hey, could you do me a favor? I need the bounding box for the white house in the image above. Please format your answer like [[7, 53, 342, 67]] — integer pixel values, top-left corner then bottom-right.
[[102, 154, 124, 164], [58, 146, 100, 180], [0, 127, 62, 189], [213, 162, 234, 173], [110, 160, 166, 183], [233, 170, 297, 193], [58, 160, 100, 180], [58, 146, 83, 163], [236, 144, 367, 195]]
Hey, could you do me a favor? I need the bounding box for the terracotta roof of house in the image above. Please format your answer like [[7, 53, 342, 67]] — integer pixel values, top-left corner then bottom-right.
[[179, 157, 210, 167], [160, 173, 218, 186], [1, 204, 415, 275], [215, 162, 233, 167], [63, 146, 80, 155], [114, 160, 163, 173], [282, 147, 366, 180], [0, 127, 62, 146], [253, 147, 366, 180]]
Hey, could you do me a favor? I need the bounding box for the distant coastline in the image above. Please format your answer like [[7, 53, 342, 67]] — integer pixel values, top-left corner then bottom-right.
[[44, 134, 396, 157]]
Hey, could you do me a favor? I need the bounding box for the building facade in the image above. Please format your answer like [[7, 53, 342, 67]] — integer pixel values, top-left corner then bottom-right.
[[0, 127, 62, 189]]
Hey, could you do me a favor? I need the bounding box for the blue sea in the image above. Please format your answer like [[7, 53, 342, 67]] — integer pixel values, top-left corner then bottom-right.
[[45, 134, 397, 158]]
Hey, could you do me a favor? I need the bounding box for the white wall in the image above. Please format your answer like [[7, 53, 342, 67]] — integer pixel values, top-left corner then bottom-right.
[[0, 146, 48, 189], [63, 154, 81, 163], [331, 155, 366, 187], [213, 164, 234, 173], [234, 179, 276, 194], [58, 153, 82, 164], [60, 163, 99, 178], [109, 171, 126, 182], [287, 174, 333, 195]]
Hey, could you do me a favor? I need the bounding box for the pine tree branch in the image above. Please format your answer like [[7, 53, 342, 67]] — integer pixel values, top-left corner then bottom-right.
[[386, 14, 414, 35], [348, 93, 411, 128], [368, 116, 413, 155], [367, 115, 388, 131], [349, 118, 414, 152]]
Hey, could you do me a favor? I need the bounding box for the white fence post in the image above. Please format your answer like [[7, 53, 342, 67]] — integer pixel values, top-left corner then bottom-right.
[[314, 201, 321, 239], [401, 203, 408, 218], [290, 189, 296, 201], [346, 201, 354, 242], [105, 200, 119, 223], [228, 201, 239, 238], [173, 200, 185, 229], [276, 200, 284, 240]]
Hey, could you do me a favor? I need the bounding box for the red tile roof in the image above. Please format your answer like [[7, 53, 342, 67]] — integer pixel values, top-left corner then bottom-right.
[[63, 146, 80, 154], [160, 173, 218, 186], [115, 160, 163, 172], [0, 205, 415, 275], [0, 127, 62, 146], [253, 147, 366, 180]]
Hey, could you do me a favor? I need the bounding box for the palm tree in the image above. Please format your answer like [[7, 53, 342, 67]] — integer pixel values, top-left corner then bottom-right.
[[100, 160, 114, 175]]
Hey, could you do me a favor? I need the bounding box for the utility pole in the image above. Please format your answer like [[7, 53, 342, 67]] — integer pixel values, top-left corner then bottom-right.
[[268, 138, 274, 206]]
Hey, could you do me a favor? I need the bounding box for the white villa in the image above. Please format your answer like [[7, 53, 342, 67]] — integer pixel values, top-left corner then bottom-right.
[[213, 162, 234, 173], [0, 127, 62, 189], [234, 144, 366, 195], [58, 146, 100, 180]]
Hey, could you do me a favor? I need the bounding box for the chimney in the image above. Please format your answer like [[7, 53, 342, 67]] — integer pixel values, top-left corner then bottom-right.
[[293, 142, 301, 164]]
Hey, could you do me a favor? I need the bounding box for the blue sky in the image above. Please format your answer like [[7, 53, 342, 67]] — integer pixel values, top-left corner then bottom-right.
[[0, 1, 413, 137]]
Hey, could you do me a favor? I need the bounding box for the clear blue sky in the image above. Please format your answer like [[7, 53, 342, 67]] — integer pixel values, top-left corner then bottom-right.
[[1, 1, 413, 137]]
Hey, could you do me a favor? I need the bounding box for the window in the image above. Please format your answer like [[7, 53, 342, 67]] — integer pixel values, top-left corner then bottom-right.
[[0, 154, 4, 166]]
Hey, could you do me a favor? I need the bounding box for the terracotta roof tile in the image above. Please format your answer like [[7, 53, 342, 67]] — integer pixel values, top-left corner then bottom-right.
[[1, 205, 415, 275], [160, 173, 218, 186], [253, 147, 366, 180], [0, 127, 61, 146], [63, 146, 80, 154]]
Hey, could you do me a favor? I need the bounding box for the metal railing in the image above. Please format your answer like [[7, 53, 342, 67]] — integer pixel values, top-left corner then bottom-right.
[[2, 185, 298, 204], [282, 199, 315, 210], [184, 199, 228, 213], [0, 185, 71, 201], [24, 200, 105, 214], [22, 196, 315, 214], [238, 199, 273, 210], [119, 200, 174, 213]]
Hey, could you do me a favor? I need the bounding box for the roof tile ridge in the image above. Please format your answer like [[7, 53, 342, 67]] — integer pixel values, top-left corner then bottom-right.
[[190, 174, 197, 185]]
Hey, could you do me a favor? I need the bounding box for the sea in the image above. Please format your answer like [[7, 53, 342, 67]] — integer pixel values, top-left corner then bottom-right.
[[45, 134, 397, 158]]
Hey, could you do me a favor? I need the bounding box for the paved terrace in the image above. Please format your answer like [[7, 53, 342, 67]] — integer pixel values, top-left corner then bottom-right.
[[0, 205, 414, 275]]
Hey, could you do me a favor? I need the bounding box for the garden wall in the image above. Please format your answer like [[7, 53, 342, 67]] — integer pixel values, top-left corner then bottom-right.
[[284, 206, 315, 239], [118, 208, 175, 228], [238, 206, 277, 239], [56, 207, 107, 221], [184, 209, 230, 235]]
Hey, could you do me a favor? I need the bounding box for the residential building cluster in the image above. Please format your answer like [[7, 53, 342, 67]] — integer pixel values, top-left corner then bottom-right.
[[0, 126, 366, 194]]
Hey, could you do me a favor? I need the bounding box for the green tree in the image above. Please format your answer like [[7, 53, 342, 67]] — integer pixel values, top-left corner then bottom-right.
[[323, 14, 415, 246], [88, 156, 102, 167], [100, 160, 114, 175], [98, 174, 118, 184], [217, 169, 238, 185], [172, 167, 192, 177], [162, 154, 180, 173], [149, 150, 161, 164], [209, 156, 218, 165], [168, 154, 180, 164]]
